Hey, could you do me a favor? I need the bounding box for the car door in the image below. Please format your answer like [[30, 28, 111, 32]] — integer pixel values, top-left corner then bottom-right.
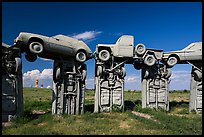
[[47, 36, 74, 57], [2, 74, 17, 116]]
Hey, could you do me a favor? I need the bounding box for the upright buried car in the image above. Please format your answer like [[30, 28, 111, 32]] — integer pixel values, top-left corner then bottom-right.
[[14, 32, 92, 62], [162, 42, 202, 67]]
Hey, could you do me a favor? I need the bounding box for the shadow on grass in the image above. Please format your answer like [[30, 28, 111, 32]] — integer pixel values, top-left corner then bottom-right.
[[84, 100, 142, 112], [85, 104, 94, 113], [169, 100, 189, 110], [22, 110, 51, 121], [124, 99, 142, 111]]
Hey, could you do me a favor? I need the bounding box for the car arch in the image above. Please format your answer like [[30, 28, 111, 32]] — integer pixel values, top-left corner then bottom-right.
[[28, 37, 44, 46]]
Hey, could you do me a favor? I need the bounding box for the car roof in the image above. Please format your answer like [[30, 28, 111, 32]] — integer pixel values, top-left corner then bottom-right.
[[53, 34, 79, 43], [182, 42, 202, 51]]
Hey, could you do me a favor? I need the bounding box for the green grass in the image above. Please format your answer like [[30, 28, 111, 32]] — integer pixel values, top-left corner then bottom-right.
[[2, 89, 202, 135]]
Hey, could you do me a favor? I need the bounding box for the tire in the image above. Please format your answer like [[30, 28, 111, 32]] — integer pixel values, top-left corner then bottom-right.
[[165, 68, 172, 79], [81, 64, 87, 82], [15, 57, 22, 73], [135, 44, 146, 56], [82, 70, 87, 82], [193, 69, 202, 81], [167, 56, 177, 67], [76, 51, 87, 63], [134, 64, 142, 70], [98, 50, 110, 61], [144, 54, 156, 66], [25, 52, 37, 62], [133, 61, 142, 70], [143, 69, 149, 78], [55, 67, 61, 80], [119, 67, 126, 78], [97, 65, 103, 76], [29, 42, 44, 54]]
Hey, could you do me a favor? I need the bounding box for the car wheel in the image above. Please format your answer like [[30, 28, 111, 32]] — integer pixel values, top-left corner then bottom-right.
[[76, 51, 87, 63], [143, 69, 149, 78], [135, 44, 146, 56], [15, 57, 22, 73], [133, 61, 142, 70], [167, 56, 177, 67], [193, 69, 202, 81], [97, 65, 103, 76], [134, 64, 142, 70], [119, 67, 126, 78], [29, 42, 44, 54], [98, 50, 110, 62], [55, 67, 61, 80], [81, 69, 87, 82], [144, 54, 156, 66], [165, 68, 172, 79], [25, 52, 37, 62]]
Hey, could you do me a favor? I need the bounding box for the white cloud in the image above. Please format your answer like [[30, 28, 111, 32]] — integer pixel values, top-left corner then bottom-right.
[[40, 69, 53, 79], [23, 69, 41, 79], [85, 77, 95, 89], [23, 69, 53, 87], [47, 85, 51, 89], [169, 70, 191, 90], [170, 70, 191, 82], [85, 78, 94, 83], [125, 75, 138, 83], [71, 31, 102, 41]]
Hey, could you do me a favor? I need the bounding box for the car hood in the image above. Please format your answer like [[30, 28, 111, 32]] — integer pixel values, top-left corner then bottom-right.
[[18, 32, 49, 38]]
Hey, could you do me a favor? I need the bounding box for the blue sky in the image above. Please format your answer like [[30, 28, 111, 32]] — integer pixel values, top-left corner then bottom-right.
[[2, 2, 202, 90]]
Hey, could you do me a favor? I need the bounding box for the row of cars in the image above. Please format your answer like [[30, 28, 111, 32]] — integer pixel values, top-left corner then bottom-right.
[[95, 35, 202, 68], [13, 32, 202, 68]]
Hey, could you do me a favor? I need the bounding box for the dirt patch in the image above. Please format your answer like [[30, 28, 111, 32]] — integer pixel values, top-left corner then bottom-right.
[[131, 111, 158, 122], [2, 122, 12, 127], [119, 121, 130, 129], [171, 108, 183, 114], [168, 113, 202, 118], [32, 110, 46, 114], [37, 122, 48, 127]]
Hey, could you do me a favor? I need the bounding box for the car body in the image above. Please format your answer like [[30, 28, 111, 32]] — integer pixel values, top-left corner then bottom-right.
[[2, 42, 11, 48], [133, 43, 164, 68], [14, 32, 92, 62], [162, 42, 202, 67], [96, 35, 134, 62], [2, 43, 23, 121]]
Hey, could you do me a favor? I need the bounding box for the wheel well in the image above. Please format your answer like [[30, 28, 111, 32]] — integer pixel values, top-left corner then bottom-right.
[[76, 49, 87, 56], [146, 51, 155, 55], [28, 37, 44, 45], [169, 54, 180, 62], [98, 47, 111, 54]]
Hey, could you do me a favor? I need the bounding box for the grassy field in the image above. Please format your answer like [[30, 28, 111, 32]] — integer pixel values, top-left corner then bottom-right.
[[2, 88, 202, 135]]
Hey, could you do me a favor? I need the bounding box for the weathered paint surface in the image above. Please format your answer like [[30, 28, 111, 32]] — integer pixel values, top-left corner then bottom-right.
[[141, 64, 171, 111], [189, 64, 202, 113], [52, 60, 86, 115], [2, 44, 23, 122]]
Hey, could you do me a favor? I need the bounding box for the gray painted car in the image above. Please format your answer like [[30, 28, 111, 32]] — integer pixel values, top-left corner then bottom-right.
[[96, 35, 134, 62], [14, 32, 92, 62], [162, 42, 202, 67]]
